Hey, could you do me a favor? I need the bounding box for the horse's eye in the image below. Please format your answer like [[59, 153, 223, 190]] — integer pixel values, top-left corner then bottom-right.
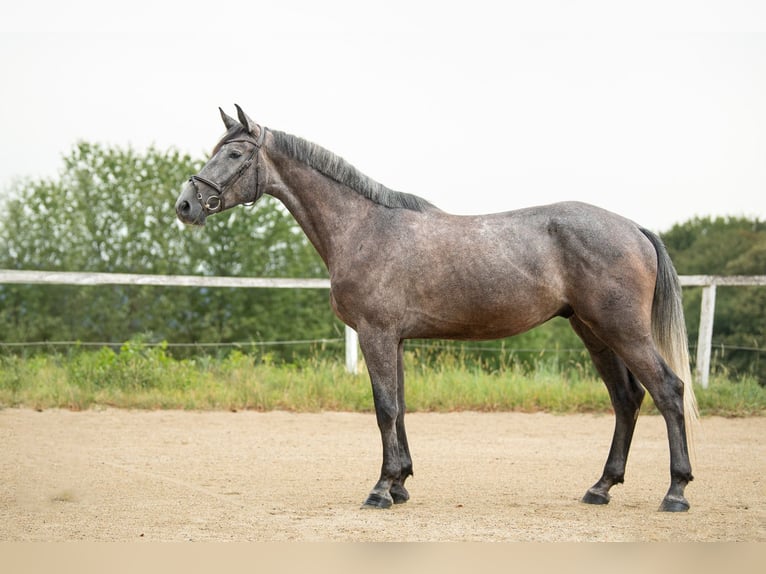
[[229, 150, 243, 159]]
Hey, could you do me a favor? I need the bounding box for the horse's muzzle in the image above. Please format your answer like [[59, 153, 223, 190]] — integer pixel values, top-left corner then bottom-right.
[[175, 184, 206, 225]]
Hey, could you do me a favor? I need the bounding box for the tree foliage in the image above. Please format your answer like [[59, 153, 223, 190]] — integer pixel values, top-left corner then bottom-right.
[[0, 142, 337, 357], [662, 217, 766, 383]]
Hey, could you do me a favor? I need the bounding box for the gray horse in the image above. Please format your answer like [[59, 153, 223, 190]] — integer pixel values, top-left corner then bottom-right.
[[176, 105, 698, 512]]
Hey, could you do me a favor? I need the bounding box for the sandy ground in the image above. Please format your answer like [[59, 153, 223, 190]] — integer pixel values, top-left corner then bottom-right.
[[1, 408, 764, 542]]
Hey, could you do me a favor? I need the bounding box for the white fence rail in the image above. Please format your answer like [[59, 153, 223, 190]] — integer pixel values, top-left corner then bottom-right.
[[0, 270, 354, 369], [1, 270, 764, 383], [0, 270, 331, 290]]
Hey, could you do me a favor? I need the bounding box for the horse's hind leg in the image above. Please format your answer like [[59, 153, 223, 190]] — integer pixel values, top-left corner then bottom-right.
[[574, 317, 694, 511], [570, 317, 646, 505], [614, 344, 694, 511]]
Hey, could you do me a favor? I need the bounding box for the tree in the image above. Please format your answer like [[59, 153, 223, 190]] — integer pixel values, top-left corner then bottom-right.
[[0, 142, 338, 357]]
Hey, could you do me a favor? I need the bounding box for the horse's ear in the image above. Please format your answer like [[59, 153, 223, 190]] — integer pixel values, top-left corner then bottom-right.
[[234, 104, 259, 136], [220, 107, 239, 130]]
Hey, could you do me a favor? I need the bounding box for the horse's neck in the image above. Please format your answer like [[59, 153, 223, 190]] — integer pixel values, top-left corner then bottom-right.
[[265, 153, 373, 269]]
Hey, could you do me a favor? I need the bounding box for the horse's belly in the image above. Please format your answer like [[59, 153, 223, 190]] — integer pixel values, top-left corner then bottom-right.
[[403, 294, 564, 340]]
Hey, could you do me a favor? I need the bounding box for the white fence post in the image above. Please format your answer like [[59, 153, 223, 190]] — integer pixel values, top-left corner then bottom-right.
[[678, 275, 766, 388], [345, 326, 359, 374], [695, 284, 717, 389]]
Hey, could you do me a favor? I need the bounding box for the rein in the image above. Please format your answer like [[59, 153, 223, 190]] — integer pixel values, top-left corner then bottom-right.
[[188, 126, 267, 213]]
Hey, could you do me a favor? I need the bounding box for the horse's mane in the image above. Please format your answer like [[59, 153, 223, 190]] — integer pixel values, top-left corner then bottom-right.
[[269, 129, 435, 212]]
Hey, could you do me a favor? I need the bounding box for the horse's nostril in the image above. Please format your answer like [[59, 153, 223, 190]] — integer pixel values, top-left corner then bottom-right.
[[178, 200, 190, 215]]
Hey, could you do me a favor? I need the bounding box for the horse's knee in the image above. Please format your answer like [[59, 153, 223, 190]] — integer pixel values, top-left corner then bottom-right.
[[373, 400, 398, 430]]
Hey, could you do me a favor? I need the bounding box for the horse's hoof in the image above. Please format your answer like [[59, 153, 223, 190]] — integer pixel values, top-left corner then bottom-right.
[[361, 491, 393, 509], [390, 484, 410, 504], [659, 496, 690, 512], [582, 489, 610, 505]]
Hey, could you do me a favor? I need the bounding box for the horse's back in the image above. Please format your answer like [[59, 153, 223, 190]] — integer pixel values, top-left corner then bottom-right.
[[439, 200, 654, 280], [332, 200, 657, 339]]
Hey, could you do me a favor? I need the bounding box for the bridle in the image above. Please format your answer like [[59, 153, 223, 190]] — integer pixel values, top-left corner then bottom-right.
[[188, 125, 267, 213]]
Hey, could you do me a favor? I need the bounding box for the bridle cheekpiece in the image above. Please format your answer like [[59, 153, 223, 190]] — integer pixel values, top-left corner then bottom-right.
[[188, 125, 267, 213]]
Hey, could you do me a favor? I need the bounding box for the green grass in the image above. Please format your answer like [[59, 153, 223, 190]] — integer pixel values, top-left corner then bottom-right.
[[0, 346, 764, 416]]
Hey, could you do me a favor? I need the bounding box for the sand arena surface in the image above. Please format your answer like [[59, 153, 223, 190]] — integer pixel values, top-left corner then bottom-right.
[[1, 409, 764, 541]]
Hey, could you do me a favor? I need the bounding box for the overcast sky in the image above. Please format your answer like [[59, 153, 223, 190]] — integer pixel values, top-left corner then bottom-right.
[[1, 0, 764, 232]]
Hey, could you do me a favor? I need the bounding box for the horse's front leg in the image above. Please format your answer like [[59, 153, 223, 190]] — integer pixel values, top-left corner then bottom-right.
[[390, 339, 413, 504], [358, 328, 407, 509]]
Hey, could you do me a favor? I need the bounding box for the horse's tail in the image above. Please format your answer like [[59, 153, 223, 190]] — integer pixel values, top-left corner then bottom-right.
[[640, 228, 699, 447]]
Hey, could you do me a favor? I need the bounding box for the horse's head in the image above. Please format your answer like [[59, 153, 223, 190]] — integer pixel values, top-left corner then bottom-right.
[[175, 105, 266, 225]]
